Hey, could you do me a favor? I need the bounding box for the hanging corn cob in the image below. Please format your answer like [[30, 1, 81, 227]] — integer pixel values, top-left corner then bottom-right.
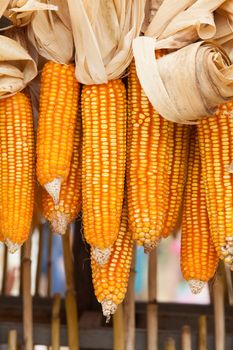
[[36, 62, 79, 204], [181, 128, 219, 293], [127, 56, 174, 252], [91, 202, 133, 321], [82, 80, 127, 264], [198, 102, 233, 265], [162, 124, 190, 238], [42, 108, 82, 234], [0, 92, 35, 252]]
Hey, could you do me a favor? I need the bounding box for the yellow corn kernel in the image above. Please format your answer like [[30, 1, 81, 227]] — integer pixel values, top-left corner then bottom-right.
[[127, 58, 174, 252], [162, 124, 190, 238], [36, 61, 79, 204], [42, 110, 82, 234], [91, 203, 133, 320], [181, 128, 219, 293], [82, 80, 126, 263], [0, 92, 35, 252], [198, 102, 233, 263]]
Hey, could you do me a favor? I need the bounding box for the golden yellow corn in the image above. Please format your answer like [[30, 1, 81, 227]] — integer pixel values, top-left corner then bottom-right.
[[36, 61, 79, 204], [82, 80, 126, 263], [181, 128, 219, 293], [162, 124, 190, 238], [0, 92, 35, 251], [42, 110, 82, 234], [127, 58, 174, 252], [198, 102, 233, 264], [91, 203, 133, 320]]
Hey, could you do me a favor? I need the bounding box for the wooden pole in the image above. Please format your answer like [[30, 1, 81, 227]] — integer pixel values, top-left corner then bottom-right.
[[51, 293, 61, 350], [198, 315, 207, 350], [47, 228, 53, 297], [181, 325, 191, 350], [23, 237, 33, 350], [62, 228, 79, 350], [35, 223, 43, 296], [124, 244, 136, 350], [8, 330, 17, 350], [147, 248, 158, 350], [19, 245, 24, 295], [213, 270, 225, 350], [113, 303, 125, 350], [164, 338, 176, 350], [1, 245, 8, 294]]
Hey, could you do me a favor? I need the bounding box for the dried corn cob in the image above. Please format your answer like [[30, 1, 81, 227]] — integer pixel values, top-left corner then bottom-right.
[[162, 124, 190, 238], [36, 62, 79, 204], [91, 203, 133, 321], [127, 58, 174, 252], [82, 80, 126, 264], [198, 103, 233, 265], [0, 92, 35, 252], [42, 110, 82, 234], [181, 128, 219, 293]]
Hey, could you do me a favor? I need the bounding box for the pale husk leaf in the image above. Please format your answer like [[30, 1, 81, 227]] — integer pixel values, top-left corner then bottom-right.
[[145, 0, 225, 49], [133, 37, 233, 124], [27, 1, 73, 64], [0, 35, 37, 98], [2, 0, 57, 27], [67, 0, 146, 84]]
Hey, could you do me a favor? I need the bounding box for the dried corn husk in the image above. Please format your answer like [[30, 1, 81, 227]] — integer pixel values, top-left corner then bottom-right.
[[67, 0, 145, 84], [1, 0, 57, 27], [0, 35, 37, 98], [134, 0, 233, 124], [133, 38, 233, 124], [27, 0, 73, 64]]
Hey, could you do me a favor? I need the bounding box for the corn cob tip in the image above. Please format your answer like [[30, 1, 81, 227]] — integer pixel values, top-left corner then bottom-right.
[[92, 247, 112, 265], [51, 212, 68, 235], [101, 299, 117, 322], [144, 239, 161, 254], [5, 239, 22, 254], [188, 279, 205, 294], [44, 178, 62, 205]]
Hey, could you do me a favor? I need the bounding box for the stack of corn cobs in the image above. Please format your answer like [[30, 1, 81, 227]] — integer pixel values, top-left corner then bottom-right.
[[1, 46, 233, 320]]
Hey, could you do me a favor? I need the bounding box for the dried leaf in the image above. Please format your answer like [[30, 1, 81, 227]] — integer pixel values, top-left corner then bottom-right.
[[27, 2, 73, 64], [67, 0, 146, 84], [133, 37, 233, 124], [0, 35, 37, 98]]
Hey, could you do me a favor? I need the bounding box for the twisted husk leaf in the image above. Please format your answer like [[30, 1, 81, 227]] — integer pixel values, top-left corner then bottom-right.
[[134, 0, 233, 124], [27, 0, 73, 64], [67, 0, 146, 84], [0, 34, 37, 98]]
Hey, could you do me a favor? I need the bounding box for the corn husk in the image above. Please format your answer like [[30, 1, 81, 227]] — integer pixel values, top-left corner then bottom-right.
[[0, 35, 37, 98], [1, 0, 57, 27], [66, 0, 145, 84], [27, 0, 73, 64], [134, 0, 233, 124], [133, 38, 233, 124]]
